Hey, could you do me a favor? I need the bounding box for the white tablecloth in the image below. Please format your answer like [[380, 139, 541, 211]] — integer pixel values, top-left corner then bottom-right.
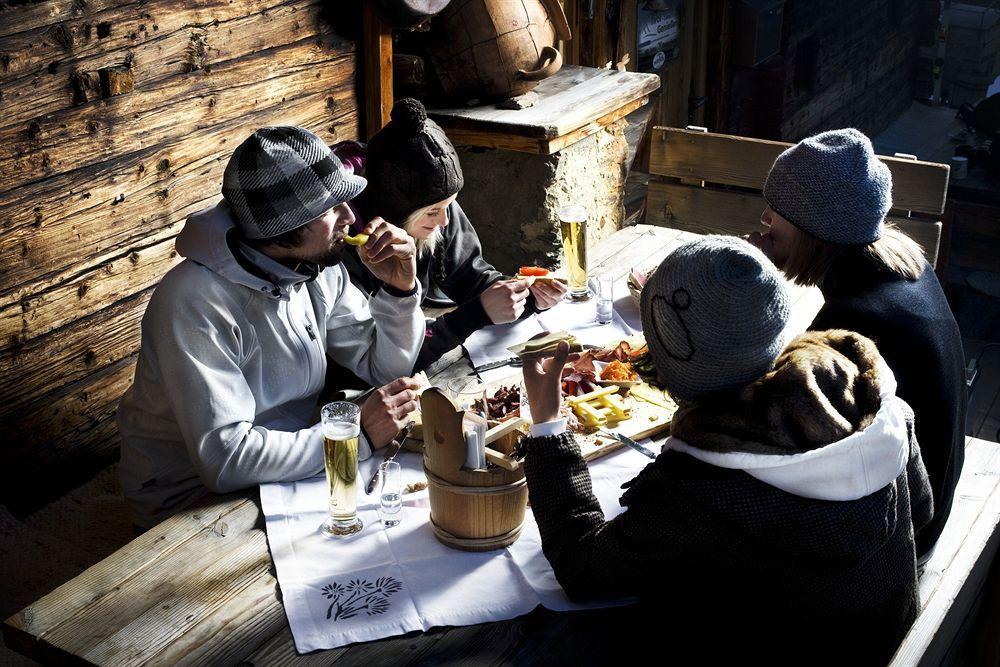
[[463, 283, 638, 384], [260, 443, 655, 652]]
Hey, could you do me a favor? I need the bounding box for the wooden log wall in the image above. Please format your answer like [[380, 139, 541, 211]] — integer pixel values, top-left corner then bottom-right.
[[0, 0, 361, 512]]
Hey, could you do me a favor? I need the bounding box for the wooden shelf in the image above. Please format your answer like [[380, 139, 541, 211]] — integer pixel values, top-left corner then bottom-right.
[[427, 66, 660, 154]]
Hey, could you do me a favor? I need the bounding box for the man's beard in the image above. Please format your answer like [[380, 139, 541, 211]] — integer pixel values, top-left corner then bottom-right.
[[303, 239, 344, 268]]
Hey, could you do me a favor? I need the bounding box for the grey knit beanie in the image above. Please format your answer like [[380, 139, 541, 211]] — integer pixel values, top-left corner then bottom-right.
[[222, 126, 366, 240], [365, 98, 464, 226], [639, 236, 790, 402], [763, 128, 892, 245]]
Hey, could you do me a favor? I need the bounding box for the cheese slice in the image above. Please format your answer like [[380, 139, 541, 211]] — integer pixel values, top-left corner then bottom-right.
[[507, 331, 580, 357]]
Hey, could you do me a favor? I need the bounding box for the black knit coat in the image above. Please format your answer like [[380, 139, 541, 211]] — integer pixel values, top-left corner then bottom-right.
[[524, 401, 933, 665]]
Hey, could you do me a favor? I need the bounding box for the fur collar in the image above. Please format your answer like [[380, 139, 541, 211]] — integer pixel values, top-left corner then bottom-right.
[[670, 330, 883, 456]]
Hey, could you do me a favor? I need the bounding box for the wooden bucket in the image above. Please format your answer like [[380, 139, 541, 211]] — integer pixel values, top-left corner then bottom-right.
[[421, 388, 528, 552]]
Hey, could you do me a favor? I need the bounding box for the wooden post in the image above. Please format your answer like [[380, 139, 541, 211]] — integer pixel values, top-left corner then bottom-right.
[[708, 0, 735, 134], [689, 0, 710, 127], [616, 0, 638, 72], [363, 4, 393, 139], [560, 0, 580, 65]]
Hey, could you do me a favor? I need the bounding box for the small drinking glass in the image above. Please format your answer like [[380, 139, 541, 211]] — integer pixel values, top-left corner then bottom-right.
[[446, 378, 486, 413], [595, 273, 614, 324], [378, 460, 403, 527], [320, 402, 363, 537]]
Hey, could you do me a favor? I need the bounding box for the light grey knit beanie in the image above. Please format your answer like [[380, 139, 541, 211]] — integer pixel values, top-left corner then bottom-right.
[[763, 128, 892, 245], [639, 236, 790, 402]]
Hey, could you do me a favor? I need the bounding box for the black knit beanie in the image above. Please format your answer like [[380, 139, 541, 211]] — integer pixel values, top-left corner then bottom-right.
[[365, 98, 464, 226]]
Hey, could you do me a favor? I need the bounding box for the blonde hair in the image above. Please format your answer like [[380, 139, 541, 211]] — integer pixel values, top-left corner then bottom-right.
[[782, 222, 925, 287], [402, 202, 445, 257]]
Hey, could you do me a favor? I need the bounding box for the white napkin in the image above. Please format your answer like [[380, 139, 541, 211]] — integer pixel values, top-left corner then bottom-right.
[[463, 316, 544, 369], [534, 296, 634, 346], [260, 444, 654, 652]]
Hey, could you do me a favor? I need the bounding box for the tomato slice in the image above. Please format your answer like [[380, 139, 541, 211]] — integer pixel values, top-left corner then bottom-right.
[[519, 266, 549, 277]]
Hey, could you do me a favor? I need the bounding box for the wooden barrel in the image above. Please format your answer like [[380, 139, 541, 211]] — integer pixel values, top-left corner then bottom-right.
[[427, 0, 572, 103], [424, 465, 528, 551], [420, 388, 529, 551]]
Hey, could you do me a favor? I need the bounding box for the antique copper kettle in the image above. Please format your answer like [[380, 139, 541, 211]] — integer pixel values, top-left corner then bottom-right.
[[427, 0, 573, 103]]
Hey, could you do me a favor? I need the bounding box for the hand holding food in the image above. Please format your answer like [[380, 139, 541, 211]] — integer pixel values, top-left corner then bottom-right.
[[520, 332, 573, 425], [357, 217, 417, 292], [743, 231, 774, 260], [529, 279, 568, 310], [479, 278, 530, 324]]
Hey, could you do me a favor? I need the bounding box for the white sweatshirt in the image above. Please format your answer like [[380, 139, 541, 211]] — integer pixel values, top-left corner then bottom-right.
[[117, 202, 423, 527]]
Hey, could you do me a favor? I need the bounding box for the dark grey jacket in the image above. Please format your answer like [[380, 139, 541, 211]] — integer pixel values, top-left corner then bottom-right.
[[811, 257, 966, 557]]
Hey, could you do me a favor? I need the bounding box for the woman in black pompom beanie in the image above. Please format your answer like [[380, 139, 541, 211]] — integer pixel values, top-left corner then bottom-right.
[[342, 98, 567, 371]]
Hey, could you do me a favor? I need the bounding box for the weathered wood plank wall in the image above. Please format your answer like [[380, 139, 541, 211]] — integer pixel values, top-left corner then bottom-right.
[[0, 0, 361, 510]]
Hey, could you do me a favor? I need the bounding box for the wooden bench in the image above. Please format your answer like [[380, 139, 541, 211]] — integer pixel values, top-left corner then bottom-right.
[[644, 126, 950, 269], [892, 437, 1000, 664]]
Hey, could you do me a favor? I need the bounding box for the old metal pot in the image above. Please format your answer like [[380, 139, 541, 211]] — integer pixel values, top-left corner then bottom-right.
[[426, 0, 572, 103]]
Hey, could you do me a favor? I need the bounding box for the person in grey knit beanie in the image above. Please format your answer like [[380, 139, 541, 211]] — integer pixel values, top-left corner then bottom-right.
[[749, 128, 965, 561], [639, 235, 790, 401], [763, 128, 892, 245]]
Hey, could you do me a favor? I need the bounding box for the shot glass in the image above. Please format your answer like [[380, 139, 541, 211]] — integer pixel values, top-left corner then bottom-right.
[[378, 460, 403, 528], [595, 273, 614, 324]]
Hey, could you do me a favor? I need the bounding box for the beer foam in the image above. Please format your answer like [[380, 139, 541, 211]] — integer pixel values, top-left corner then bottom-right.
[[557, 204, 588, 223], [323, 421, 360, 440]]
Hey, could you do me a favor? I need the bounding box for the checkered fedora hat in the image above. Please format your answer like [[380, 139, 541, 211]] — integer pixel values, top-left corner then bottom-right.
[[222, 126, 367, 239]]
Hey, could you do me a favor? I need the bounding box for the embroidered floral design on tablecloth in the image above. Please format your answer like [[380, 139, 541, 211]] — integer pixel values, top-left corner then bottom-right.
[[321, 576, 402, 621]]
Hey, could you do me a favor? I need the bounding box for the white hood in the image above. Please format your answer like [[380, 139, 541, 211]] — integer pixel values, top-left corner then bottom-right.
[[174, 201, 282, 295], [663, 359, 909, 501]]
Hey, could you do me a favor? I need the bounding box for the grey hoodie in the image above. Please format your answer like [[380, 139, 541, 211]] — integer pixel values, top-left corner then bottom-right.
[[117, 202, 423, 528]]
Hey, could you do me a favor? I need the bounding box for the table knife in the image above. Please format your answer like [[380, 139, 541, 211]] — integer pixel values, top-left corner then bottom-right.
[[602, 430, 657, 459], [471, 357, 522, 373]]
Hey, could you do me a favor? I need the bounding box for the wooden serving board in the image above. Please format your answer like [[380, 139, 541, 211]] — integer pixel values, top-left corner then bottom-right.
[[406, 361, 677, 463], [481, 374, 677, 462]]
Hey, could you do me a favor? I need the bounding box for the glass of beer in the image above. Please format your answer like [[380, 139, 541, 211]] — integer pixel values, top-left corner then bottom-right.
[[559, 204, 590, 301], [320, 402, 363, 537]]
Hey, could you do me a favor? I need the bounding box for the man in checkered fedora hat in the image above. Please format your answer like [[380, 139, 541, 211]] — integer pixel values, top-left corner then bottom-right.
[[117, 126, 425, 529]]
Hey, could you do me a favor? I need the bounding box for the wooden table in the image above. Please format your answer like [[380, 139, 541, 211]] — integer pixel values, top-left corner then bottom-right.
[[7, 225, 989, 666]]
